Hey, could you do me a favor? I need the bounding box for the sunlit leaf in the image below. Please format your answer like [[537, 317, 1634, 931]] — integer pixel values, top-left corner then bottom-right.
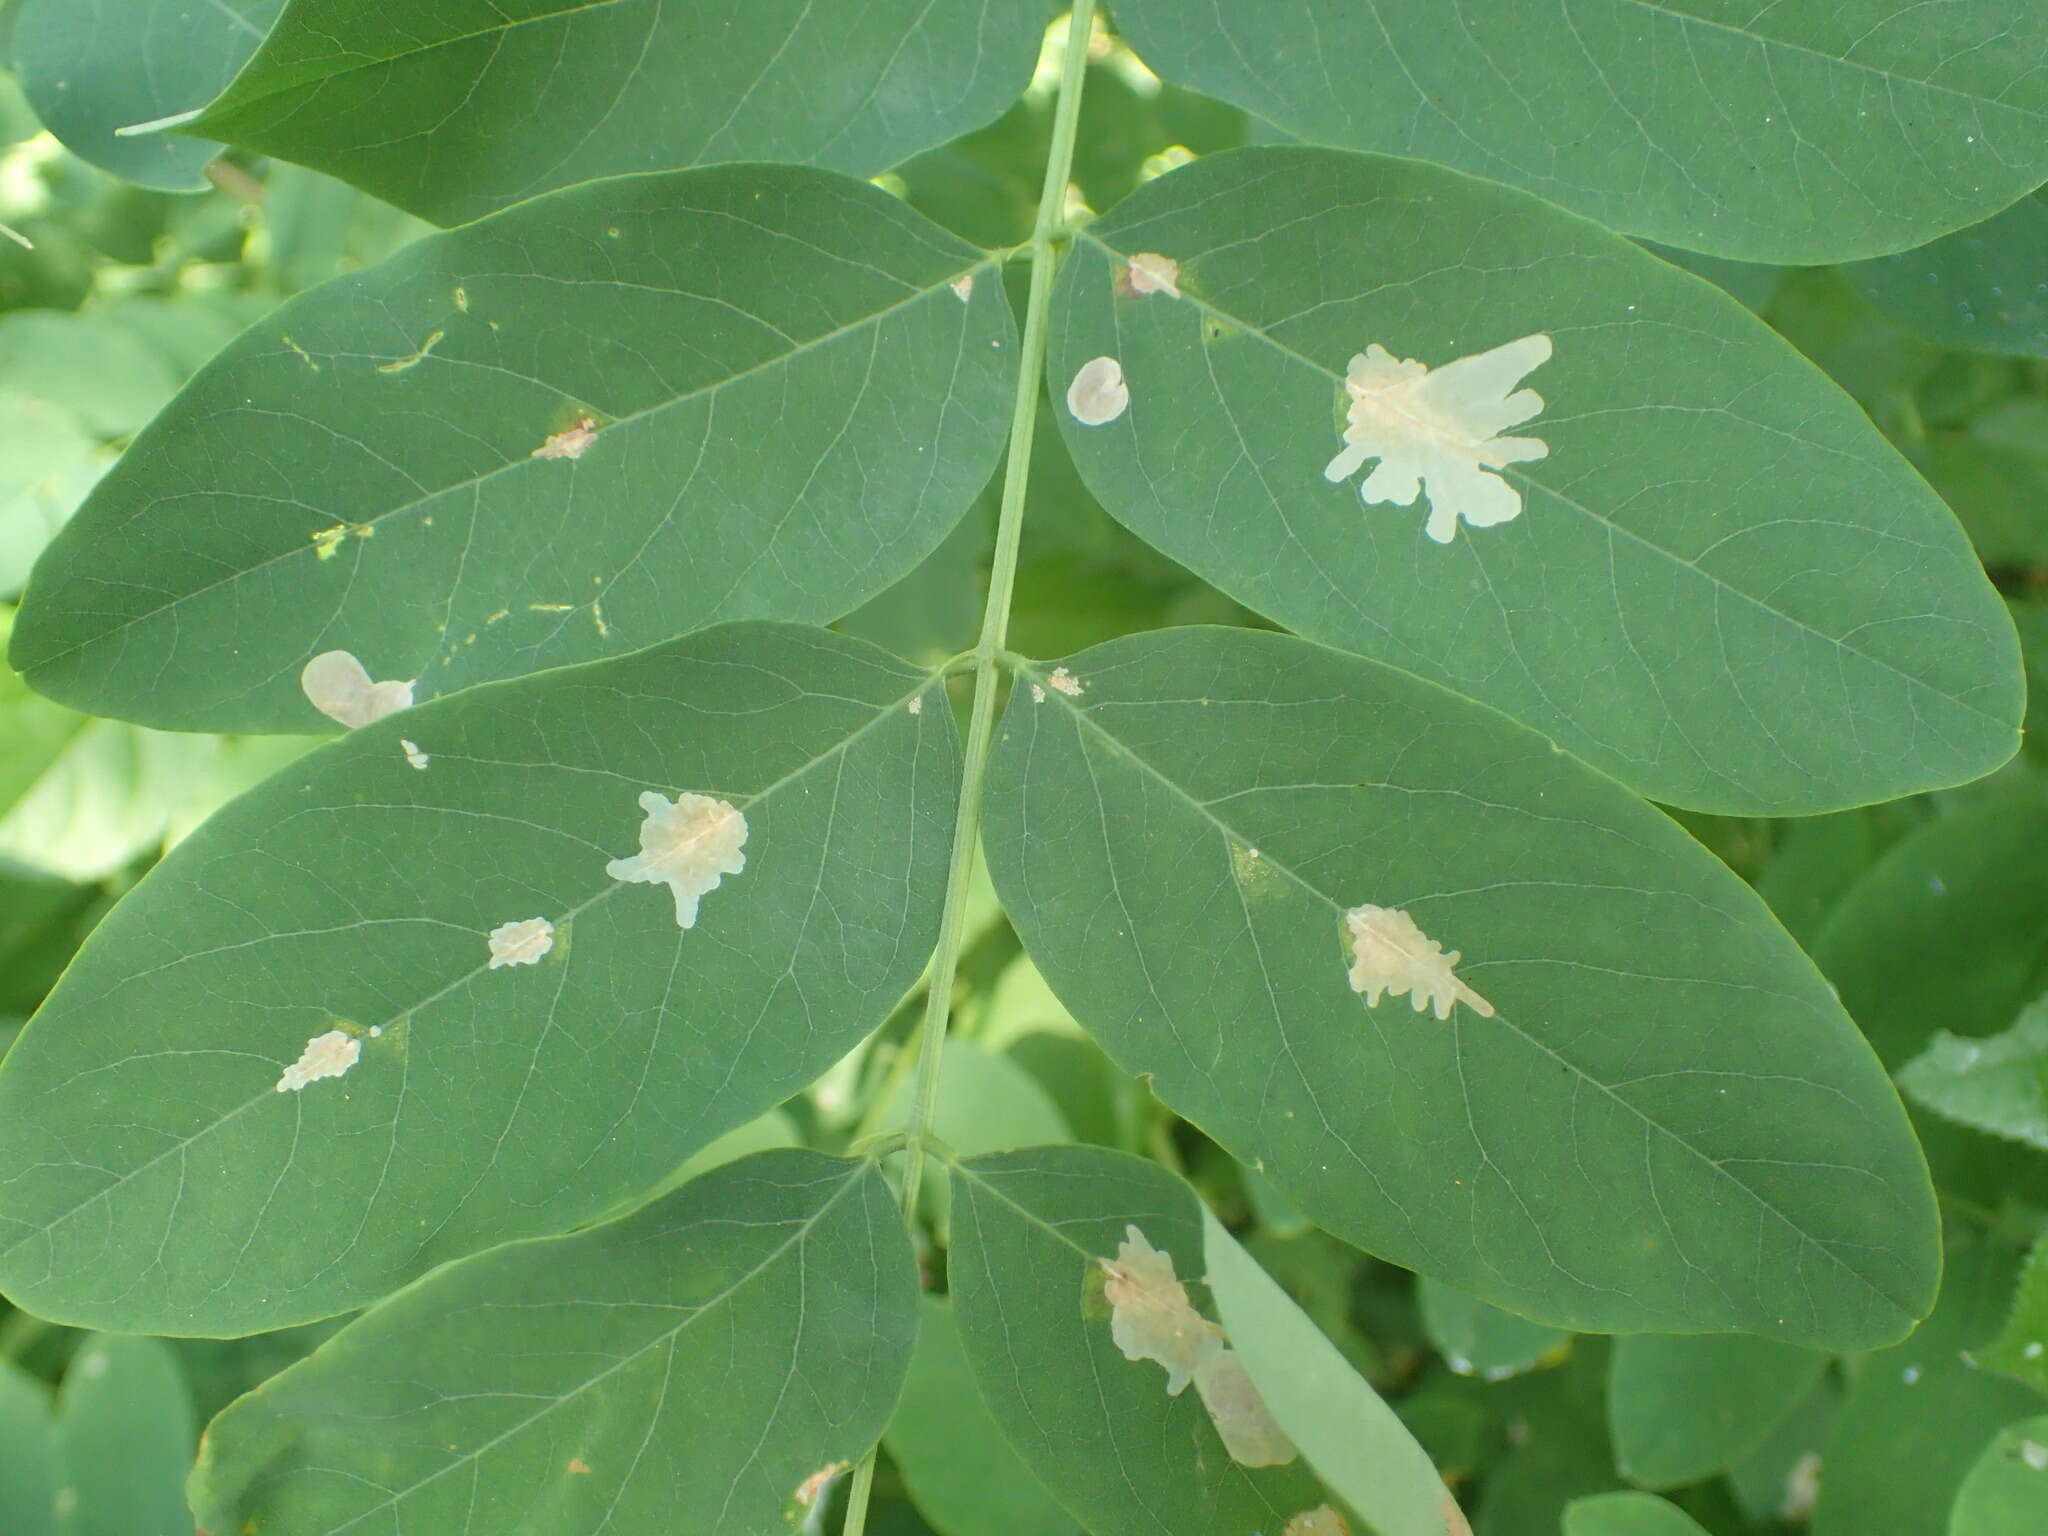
[[1109, 0, 2048, 263], [1606, 1333, 1827, 1488], [0, 622, 957, 1333], [189, 1150, 918, 1536], [11, 165, 1015, 733], [1048, 146, 2019, 814], [948, 1145, 1326, 1535], [984, 626, 1937, 1346], [185, 0, 1045, 225], [50, 1334, 195, 1536]]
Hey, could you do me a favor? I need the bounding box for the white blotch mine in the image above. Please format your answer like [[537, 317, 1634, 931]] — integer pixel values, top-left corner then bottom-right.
[[907, 695, 924, 716], [1120, 251, 1181, 298], [1780, 1452, 1822, 1521], [487, 917, 555, 969], [276, 1029, 361, 1092], [951, 273, 975, 302], [1030, 682, 1047, 703], [401, 738, 430, 771], [1067, 355, 1129, 425], [1323, 334, 1553, 543], [605, 791, 748, 928], [1191, 1349, 1298, 1467], [532, 416, 599, 461], [1047, 666, 1083, 697], [1100, 1225, 1220, 1395], [301, 651, 415, 729], [1284, 1508, 1351, 1536], [1344, 904, 1495, 1020], [2022, 1439, 2048, 1472]]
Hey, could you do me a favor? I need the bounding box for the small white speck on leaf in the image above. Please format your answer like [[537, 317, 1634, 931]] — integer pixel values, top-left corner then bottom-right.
[[487, 917, 555, 969], [532, 416, 599, 461], [605, 791, 748, 928], [2022, 1439, 2048, 1472], [301, 651, 415, 729], [1067, 355, 1129, 425], [1343, 904, 1494, 1020], [310, 523, 347, 560], [1191, 1349, 1297, 1467], [1781, 1452, 1822, 1521], [401, 738, 430, 770], [1031, 682, 1047, 703], [1323, 334, 1553, 544], [1118, 251, 1181, 299], [2025, 1341, 2044, 1359], [1283, 1505, 1351, 1536], [1901, 1364, 1921, 1383], [951, 273, 974, 302], [1047, 667, 1083, 696], [277, 1029, 361, 1092], [78, 1351, 108, 1380], [907, 695, 924, 715]]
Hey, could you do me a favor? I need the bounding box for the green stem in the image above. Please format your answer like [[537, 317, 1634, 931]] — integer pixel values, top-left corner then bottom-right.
[[839, 7, 1096, 1531]]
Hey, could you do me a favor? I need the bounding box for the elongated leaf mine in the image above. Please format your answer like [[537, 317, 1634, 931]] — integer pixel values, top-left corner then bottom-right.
[[1100, 1224, 1220, 1394], [1067, 355, 1129, 425], [276, 1029, 360, 1092], [1344, 904, 1494, 1019], [604, 791, 748, 928], [1323, 335, 1552, 543], [486, 917, 555, 969], [300, 650, 415, 729], [1192, 1348, 1298, 1467]]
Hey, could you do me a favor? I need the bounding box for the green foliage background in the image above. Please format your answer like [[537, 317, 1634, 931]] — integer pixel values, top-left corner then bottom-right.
[[1, 3, 2048, 1535]]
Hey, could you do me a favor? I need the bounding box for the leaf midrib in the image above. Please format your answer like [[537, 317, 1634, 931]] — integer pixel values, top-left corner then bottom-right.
[[1077, 226, 2007, 733], [1034, 672, 1916, 1321], [23, 264, 985, 677], [0, 665, 933, 1278]]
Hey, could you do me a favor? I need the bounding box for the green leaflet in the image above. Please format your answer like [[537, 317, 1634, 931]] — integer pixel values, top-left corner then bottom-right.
[[982, 626, 1936, 1346], [1108, 0, 2048, 264], [10, 0, 281, 192], [1606, 1333, 1828, 1488], [0, 622, 958, 1334], [1046, 146, 2020, 815], [10, 164, 1015, 733], [1812, 1239, 2046, 1536], [50, 1335, 196, 1536], [185, 0, 1045, 225], [1416, 1276, 1567, 1382], [1947, 1414, 2048, 1535], [1980, 1234, 2048, 1394], [1563, 1492, 1712, 1536], [1203, 1207, 1464, 1536], [1844, 191, 2048, 361], [0, 1361, 57, 1536], [947, 1146, 1327, 1535], [189, 1150, 919, 1536], [1898, 998, 2048, 1153], [883, 1297, 1080, 1536]]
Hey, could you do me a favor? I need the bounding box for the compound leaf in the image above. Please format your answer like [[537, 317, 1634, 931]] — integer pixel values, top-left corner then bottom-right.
[[11, 164, 1014, 733], [1048, 147, 2019, 814], [189, 1150, 918, 1536], [0, 622, 956, 1334], [983, 626, 1937, 1347], [1110, 0, 2048, 263], [185, 0, 1045, 225]]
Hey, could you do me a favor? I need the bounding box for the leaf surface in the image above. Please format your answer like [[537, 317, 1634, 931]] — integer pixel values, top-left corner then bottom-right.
[[1606, 1333, 1826, 1488], [1109, 0, 2048, 263], [1947, 1413, 2048, 1534], [1048, 147, 2019, 814], [189, 1150, 918, 1536], [1898, 997, 2048, 1153], [0, 1361, 56, 1536], [0, 622, 956, 1333], [11, 0, 280, 192], [11, 165, 1014, 733], [1562, 1492, 1711, 1536], [50, 1335, 195, 1536], [1416, 1276, 1566, 1382], [187, 0, 1044, 225], [947, 1145, 1326, 1535], [1844, 191, 2048, 360], [983, 626, 1937, 1346]]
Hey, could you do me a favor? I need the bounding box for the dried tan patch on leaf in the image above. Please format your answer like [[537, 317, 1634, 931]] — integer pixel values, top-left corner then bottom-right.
[[1118, 251, 1181, 299], [1284, 1505, 1352, 1536], [1323, 334, 1552, 544], [1344, 904, 1494, 1020], [566, 1457, 592, 1475], [1192, 1349, 1297, 1466], [1099, 1224, 1222, 1395], [1441, 1492, 1476, 1536], [792, 1460, 850, 1509], [951, 273, 975, 302], [605, 791, 748, 928], [532, 416, 599, 461], [300, 650, 415, 729], [400, 738, 430, 771], [276, 1029, 361, 1092], [1047, 666, 1083, 697], [1067, 355, 1129, 426], [487, 917, 555, 969]]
